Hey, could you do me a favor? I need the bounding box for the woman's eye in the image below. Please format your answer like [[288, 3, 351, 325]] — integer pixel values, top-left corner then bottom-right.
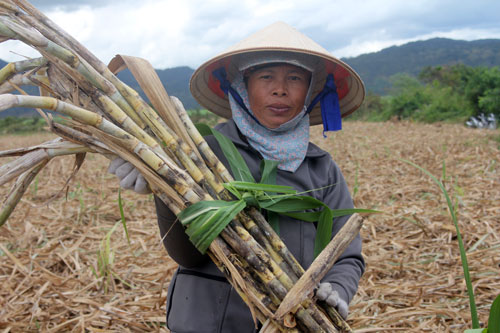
[[289, 76, 301, 81]]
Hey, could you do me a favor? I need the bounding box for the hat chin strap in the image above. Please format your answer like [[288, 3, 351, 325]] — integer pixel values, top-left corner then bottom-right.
[[212, 68, 341, 136], [306, 73, 342, 136], [212, 67, 262, 125]]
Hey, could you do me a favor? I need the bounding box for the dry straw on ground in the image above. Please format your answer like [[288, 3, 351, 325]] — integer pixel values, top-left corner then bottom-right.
[[1, 121, 499, 332]]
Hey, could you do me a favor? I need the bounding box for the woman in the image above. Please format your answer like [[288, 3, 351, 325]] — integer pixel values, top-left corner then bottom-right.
[[110, 22, 365, 332]]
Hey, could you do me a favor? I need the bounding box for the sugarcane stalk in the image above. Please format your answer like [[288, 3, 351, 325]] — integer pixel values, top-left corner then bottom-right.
[[243, 208, 349, 330], [95, 131, 209, 204], [0, 57, 47, 83], [3, 7, 227, 204], [220, 225, 328, 332], [212, 236, 277, 315], [0, 142, 93, 186], [0, 1, 18, 12], [89, 90, 162, 149], [231, 218, 340, 332], [237, 213, 299, 283], [0, 72, 49, 94], [171, 95, 233, 183], [0, 93, 164, 156], [232, 220, 294, 289], [0, 16, 114, 96], [1, 159, 47, 226], [25, 21, 224, 200], [212, 240, 299, 333], [276, 214, 363, 319], [0, 91, 346, 331], [165, 110, 340, 330], [48, 122, 112, 155], [247, 207, 306, 279], [0, 94, 207, 203], [5, 6, 203, 180], [1, 13, 147, 128], [99, 135, 186, 213], [216, 215, 334, 332], [9, 1, 151, 130], [104, 58, 227, 200]]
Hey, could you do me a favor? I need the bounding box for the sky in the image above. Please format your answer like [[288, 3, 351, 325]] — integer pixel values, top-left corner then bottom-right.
[[1, 0, 500, 70]]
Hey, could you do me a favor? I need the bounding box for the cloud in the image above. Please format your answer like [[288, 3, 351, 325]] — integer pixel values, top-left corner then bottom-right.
[[1, 0, 500, 68]]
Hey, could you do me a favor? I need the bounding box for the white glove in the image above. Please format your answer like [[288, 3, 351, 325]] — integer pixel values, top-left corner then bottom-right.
[[316, 282, 349, 319], [108, 157, 151, 194]]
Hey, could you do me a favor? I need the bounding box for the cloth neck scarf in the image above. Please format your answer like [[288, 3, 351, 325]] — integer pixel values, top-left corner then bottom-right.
[[228, 73, 309, 173]]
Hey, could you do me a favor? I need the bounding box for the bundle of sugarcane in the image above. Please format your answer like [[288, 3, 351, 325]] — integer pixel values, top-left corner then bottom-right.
[[0, 1, 368, 332]]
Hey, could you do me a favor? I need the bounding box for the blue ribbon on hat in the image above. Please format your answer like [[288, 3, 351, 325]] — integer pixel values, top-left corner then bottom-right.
[[212, 67, 262, 125], [306, 73, 342, 136]]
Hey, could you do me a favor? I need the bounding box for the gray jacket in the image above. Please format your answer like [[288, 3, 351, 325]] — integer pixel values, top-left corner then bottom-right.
[[154, 120, 365, 333]]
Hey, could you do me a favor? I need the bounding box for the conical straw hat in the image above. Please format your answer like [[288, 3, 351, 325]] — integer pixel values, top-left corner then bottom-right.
[[190, 21, 365, 126]]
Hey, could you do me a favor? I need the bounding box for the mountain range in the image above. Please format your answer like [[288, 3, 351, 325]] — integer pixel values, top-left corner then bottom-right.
[[1, 37, 499, 117], [345, 37, 500, 94]]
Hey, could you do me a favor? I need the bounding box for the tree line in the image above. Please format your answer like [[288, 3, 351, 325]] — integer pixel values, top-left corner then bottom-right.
[[350, 64, 500, 123]]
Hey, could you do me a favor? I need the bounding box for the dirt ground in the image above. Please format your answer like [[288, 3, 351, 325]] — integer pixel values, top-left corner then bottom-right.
[[1, 121, 499, 332]]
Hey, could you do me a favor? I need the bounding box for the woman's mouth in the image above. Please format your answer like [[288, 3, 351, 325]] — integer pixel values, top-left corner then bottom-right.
[[268, 104, 290, 113]]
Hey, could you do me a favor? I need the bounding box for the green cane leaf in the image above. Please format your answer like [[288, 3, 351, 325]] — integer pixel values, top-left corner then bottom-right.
[[222, 182, 243, 200], [178, 200, 235, 225], [117, 189, 130, 245], [282, 211, 321, 222], [259, 160, 281, 233], [488, 294, 500, 333], [178, 199, 246, 254], [195, 122, 213, 136], [267, 211, 280, 234], [314, 208, 334, 257], [194, 200, 246, 254], [228, 181, 296, 194], [260, 159, 279, 185], [330, 208, 381, 217], [196, 123, 254, 182], [260, 195, 325, 211], [282, 208, 380, 222]]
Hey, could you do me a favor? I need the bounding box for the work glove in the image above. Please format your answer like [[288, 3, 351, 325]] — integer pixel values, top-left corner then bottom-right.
[[108, 157, 151, 194], [316, 282, 349, 319]]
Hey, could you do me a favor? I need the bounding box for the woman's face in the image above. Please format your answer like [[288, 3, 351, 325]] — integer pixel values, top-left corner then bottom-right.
[[246, 64, 311, 129]]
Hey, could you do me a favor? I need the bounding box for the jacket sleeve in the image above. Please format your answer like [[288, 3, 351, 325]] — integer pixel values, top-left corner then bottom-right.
[[321, 160, 365, 304], [154, 195, 208, 267]]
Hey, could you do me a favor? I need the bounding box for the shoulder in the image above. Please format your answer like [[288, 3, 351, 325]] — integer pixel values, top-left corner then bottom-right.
[[300, 142, 347, 194], [304, 142, 339, 174], [306, 141, 330, 159]]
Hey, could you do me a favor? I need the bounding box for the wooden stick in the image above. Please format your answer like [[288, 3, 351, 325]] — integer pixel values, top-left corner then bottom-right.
[[274, 214, 364, 323], [0, 159, 48, 226]]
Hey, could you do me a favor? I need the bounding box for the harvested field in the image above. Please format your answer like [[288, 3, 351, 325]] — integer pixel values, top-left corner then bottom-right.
[[1, 121, 499, 332]]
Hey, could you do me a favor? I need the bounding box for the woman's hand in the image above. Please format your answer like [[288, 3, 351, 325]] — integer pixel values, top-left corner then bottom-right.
[[108, 157, 151, 194], [316, 282, 349, 319]]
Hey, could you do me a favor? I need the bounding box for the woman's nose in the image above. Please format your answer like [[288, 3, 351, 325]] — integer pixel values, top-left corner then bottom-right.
[[272, 79, 288, 96]]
